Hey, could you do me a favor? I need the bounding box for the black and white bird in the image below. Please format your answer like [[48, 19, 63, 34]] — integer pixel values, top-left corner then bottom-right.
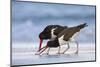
[[36, 23, 88, 55], [38, 25, 68, 51]]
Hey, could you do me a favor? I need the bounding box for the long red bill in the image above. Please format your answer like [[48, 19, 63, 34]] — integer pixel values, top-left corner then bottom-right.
[[38, 38, 43, 51]]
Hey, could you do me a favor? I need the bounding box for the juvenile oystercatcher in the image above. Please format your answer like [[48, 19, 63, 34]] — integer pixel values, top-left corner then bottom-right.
[[36, 23, 88, 55], [38, 25, 67, 51], [36, 38, 60, 55]]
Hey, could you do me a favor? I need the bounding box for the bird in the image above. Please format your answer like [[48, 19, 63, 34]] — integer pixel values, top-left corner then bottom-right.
[[36, 38, 60, 55], [36, 23, 88, 55], [38, 25, 68, 52]]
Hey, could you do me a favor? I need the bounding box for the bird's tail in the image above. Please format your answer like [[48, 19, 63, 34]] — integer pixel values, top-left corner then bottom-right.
[[77, 23, 88, 29]]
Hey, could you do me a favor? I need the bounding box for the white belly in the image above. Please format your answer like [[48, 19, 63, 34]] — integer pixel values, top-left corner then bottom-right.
[[58, 35, 68, 46], [70, 32, 79, 40], [58, 32, 79, 46]]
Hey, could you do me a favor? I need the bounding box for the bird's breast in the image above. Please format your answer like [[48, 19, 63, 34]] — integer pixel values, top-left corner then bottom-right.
[[58, 35, 68, 46]]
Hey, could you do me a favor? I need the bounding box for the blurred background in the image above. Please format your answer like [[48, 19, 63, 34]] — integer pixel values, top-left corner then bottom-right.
[[12, 0, 96, 47]]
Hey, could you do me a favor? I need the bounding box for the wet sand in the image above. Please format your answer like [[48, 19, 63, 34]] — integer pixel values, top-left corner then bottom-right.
[[12, 43, 95, 66]]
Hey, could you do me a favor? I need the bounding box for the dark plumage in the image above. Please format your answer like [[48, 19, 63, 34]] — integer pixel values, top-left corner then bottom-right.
[[39, 25, 67, 39], [36, 23, 88, 55], [47, 38, 59, 47], [58, 23, 88, 41], [38, 25, 67, 51]]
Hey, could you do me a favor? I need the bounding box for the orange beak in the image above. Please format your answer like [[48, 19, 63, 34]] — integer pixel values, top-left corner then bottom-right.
[[38, 38, 43, 51]]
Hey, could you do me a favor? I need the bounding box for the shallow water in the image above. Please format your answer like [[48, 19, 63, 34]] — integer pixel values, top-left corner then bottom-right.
[[12, 43, 95, 66], [12, 52, 95, 66]]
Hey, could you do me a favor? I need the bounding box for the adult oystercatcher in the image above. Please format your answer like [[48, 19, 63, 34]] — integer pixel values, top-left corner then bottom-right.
[[36, 23, 88, 55], [38, 25, 67, 51]]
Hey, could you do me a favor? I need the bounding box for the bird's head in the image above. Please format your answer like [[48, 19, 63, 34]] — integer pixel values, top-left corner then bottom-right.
[[38, 26, 52, 51]]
